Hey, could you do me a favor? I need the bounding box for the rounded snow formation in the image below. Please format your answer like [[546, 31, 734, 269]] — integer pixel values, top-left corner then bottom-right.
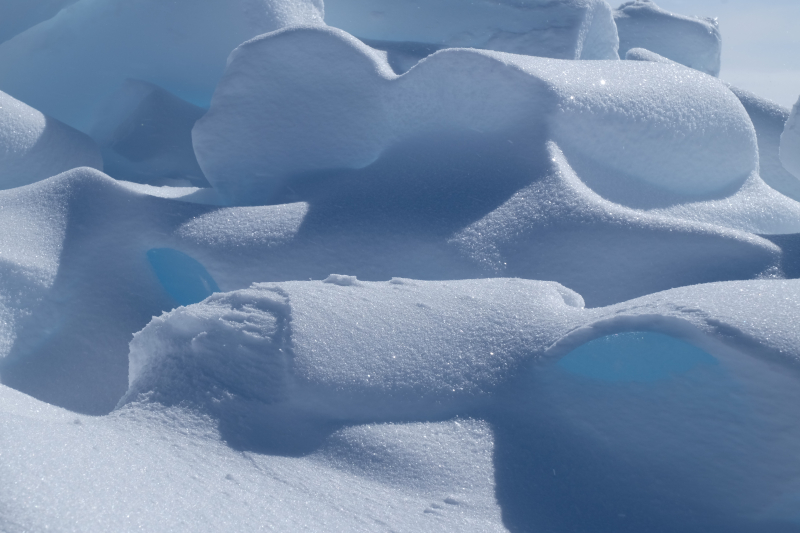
[[0, 0, 324, 131], [0, 0, 78, 45], [324, 0, 619, 61], [614, 0, 721, 77], [0, 90, 102, 190], [194, 25, 756, 205], [123, 278, 587, 422], [780, 95, 800, 180]]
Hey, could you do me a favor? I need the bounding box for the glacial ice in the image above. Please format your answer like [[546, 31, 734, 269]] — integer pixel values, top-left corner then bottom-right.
[[614, 0, 721, 76], [0, 0, 799, 531]]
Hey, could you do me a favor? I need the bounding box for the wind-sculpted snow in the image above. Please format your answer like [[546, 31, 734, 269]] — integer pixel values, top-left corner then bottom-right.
[[614, 0, 721, 76], [112, 277, 800, 530], [89, 80, 209, 187], [1, 1, 800, 531], [0, 0, 324, 131], [324, 0, 619, 61], [0, 90, 101, 190], [194, 25, 755, 206], [781, 95, 800, 181]]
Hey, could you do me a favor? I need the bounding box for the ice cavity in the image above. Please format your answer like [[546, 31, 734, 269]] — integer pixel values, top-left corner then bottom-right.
[[781, 95, 800, 181], [89, 80, 209, 187], [614, 0, 721, 77], [557, 331, 717, 382], [0, 90, 102, 190], [324, 0, 619, 63], [0, 0, 324, 132], [193, 26, 755, 205]]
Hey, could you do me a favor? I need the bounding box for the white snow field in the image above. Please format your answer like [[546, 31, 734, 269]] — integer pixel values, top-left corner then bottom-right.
[[1, 0, 800, 532]]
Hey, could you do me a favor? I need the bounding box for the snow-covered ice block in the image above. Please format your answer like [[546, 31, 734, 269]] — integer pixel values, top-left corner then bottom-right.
[[0, 90, 102, 190], [0, 0, 77, 45], [194, 26, 755, 205], [325, 0, 619, 61], [89, 79, 209, 187], [0, 0, 324, 131], [614, 0, 721, 76], [781, 95, 800, 181]]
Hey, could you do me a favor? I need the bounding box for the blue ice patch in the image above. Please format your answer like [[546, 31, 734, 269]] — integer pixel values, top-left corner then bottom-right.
[[558, 331, 718, 382], [147, 248, 219, 306]]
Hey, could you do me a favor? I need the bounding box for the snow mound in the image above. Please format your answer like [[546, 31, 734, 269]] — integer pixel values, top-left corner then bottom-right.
[[0, 90, 102, 190], [614, 0, 721, 76], [114, 277, 800, 529], [324, 0, 619, 61], [89, 79, 209, 187], [781, 94, 800, 181], [0, 0, 324, 132], [122, 279, 585, 429], [194, 25, 755, 205]]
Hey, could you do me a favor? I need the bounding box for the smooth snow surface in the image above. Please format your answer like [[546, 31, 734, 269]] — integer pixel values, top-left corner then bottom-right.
[[0, 90, 101, 190], [781, 95, 800, 181], [614, 0, 721, 76], [324, 0, 619, 61], [194, 26, 755, 205], [1, 1, 800, 531], [0, 0, 324, 131]]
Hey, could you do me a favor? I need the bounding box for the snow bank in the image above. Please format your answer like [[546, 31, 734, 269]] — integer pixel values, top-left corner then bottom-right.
[[0, 0, 324, 132], [89, 80, 209, 187], [194, 25, 755, 205], [614, 0, 721, 76], [781, 95, 800, 181], [325, 0, 619, 61], [0, 90, 101, 190]]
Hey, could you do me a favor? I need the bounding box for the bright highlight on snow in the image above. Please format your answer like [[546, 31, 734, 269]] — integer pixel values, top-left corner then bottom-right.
[[0, 0, 799, 531]]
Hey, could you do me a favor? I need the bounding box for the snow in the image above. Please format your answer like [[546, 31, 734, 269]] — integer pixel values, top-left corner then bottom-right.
[[614, 0, 721, 76], [89, 79, 209, 187], [0, 1, 799, 531], [781, 95, 800, 181], [0, 0, 324, 131], [0, 90, 101, 190], [194, 26, 755, 205], [324, 0, 619, 61]]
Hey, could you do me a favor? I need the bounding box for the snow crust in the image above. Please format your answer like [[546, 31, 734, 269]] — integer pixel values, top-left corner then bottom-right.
[[0, 90, 101, 190], [614, 0, 721, 76], [324, 0, 619, 61]]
